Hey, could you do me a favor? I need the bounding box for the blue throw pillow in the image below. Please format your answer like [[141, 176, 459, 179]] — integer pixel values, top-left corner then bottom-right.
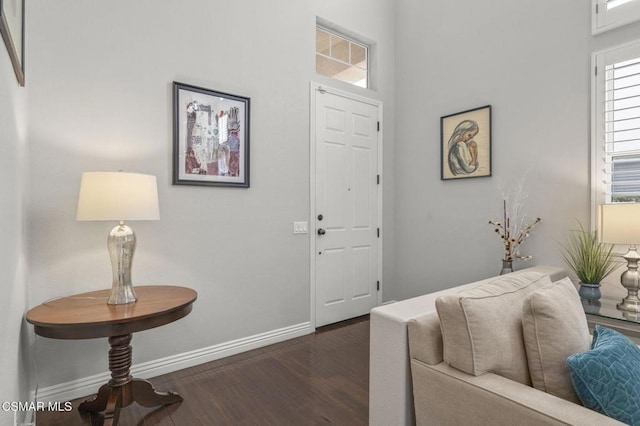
[[567, 325, 640, 425]]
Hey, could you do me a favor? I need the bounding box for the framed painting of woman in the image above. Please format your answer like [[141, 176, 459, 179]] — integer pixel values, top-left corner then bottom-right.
[[441, 105, 491, 180]]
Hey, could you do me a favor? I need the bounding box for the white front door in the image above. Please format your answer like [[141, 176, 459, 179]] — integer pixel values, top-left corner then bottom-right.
[[312, 84, 381, 327]]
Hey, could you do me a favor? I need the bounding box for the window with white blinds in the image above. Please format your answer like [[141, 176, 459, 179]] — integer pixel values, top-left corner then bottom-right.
[[593, 41, 640, 206], [593, 0, 640, 33]]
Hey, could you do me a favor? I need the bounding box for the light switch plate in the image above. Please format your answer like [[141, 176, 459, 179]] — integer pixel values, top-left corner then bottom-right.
[[293, 221, 308, 234]]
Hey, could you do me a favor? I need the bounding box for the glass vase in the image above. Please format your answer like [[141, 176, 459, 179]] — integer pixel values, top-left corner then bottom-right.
[[500, 260, 513, 275]]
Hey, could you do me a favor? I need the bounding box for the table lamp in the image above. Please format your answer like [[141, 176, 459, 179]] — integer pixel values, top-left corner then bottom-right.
[[76, 172, 160, 305], [598, 203, 640, 312]]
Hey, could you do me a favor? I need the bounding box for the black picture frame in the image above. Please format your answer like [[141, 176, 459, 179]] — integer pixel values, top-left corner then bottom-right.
[[0, 0, 25, 86], [441, 105, 492, 180], [173, 82, 250, 188]]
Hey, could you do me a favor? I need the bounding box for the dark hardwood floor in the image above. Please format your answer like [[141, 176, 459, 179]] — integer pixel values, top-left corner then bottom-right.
[[36, 316, 369, 425]]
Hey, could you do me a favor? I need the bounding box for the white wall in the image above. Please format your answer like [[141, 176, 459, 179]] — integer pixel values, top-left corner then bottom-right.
[[25, 0, 395, 392], [393, 0, 640, 299], [22, 0, 640, 403], [0, 33, 29, 426]]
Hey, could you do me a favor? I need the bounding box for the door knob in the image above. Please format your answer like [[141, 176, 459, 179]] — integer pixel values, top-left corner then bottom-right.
[[317, 228, 326, 236]]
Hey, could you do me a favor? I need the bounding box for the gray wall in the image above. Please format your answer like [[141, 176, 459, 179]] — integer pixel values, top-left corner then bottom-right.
[[393, 0, 640, 300], [11, 0, 640, 404], [25, 0, 395, 390], [0, 32, 29, 426]]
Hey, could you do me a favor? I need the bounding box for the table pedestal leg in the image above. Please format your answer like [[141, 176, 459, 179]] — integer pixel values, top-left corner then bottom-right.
[[78, 334, 182, 425], [130, 378, 182, 407]]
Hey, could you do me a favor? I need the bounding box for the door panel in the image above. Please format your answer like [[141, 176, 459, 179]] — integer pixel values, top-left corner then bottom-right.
[[325, 107, 346, 132], [353, 147, 372, 229], [315, 88, 380, 327], [323, 143, 347, 231], [321, 248, 346, 305], [352, 246, 372, 299], [353, 113, 371, 137]]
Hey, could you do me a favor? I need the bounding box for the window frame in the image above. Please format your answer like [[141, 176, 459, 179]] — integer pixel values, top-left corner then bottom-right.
[[315, 24, 370, 89], [591, 40, 640, 228], [593, 0, 640, 34]]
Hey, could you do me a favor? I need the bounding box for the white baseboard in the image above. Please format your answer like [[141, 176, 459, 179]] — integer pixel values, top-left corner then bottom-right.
[[19, 410, 34, 426], [36, 321, 313, 403]]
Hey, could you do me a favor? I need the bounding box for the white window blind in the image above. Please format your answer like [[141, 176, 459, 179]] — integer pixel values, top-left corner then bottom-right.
[[594, 41, 640, 206], [605, 55, 640, 201]]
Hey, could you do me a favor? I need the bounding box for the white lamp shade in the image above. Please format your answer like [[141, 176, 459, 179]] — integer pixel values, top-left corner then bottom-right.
[[76, 172, 160, 221], [598, 203, 640, 244]]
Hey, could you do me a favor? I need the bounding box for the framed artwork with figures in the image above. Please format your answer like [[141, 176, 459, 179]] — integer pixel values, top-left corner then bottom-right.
[[173, 82, 250, 188], [441, 105, 492, 180], [0, 0, 25, 86]]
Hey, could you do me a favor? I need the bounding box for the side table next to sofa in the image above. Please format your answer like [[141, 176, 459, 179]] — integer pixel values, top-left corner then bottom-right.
[[583, 290, 640, 343]]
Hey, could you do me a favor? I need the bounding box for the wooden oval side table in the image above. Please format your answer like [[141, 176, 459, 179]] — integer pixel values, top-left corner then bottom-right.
[[26, 285, 197, 426]]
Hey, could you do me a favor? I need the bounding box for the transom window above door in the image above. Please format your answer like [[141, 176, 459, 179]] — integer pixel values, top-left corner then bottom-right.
[[316, 26, 368, 89]]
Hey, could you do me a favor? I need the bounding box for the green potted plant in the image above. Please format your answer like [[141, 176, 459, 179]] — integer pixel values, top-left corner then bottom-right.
[[560, 222, 620, 301]]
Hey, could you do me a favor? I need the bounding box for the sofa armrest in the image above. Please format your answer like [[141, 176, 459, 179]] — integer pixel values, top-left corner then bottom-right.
[[369, 283, 480, 426], [369, 266, 568, 426], [411, 360, 624, 426]]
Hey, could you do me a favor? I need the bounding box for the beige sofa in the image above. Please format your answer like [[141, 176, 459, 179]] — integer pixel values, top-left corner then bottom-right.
[[369, 266, 624, 426]]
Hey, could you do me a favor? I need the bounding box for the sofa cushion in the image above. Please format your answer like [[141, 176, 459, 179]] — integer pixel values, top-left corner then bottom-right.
[[567, 325, 640, 425], [408, 312, 443, 365], [436, 271, 553, 385], [521, 277, 591, 403]]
